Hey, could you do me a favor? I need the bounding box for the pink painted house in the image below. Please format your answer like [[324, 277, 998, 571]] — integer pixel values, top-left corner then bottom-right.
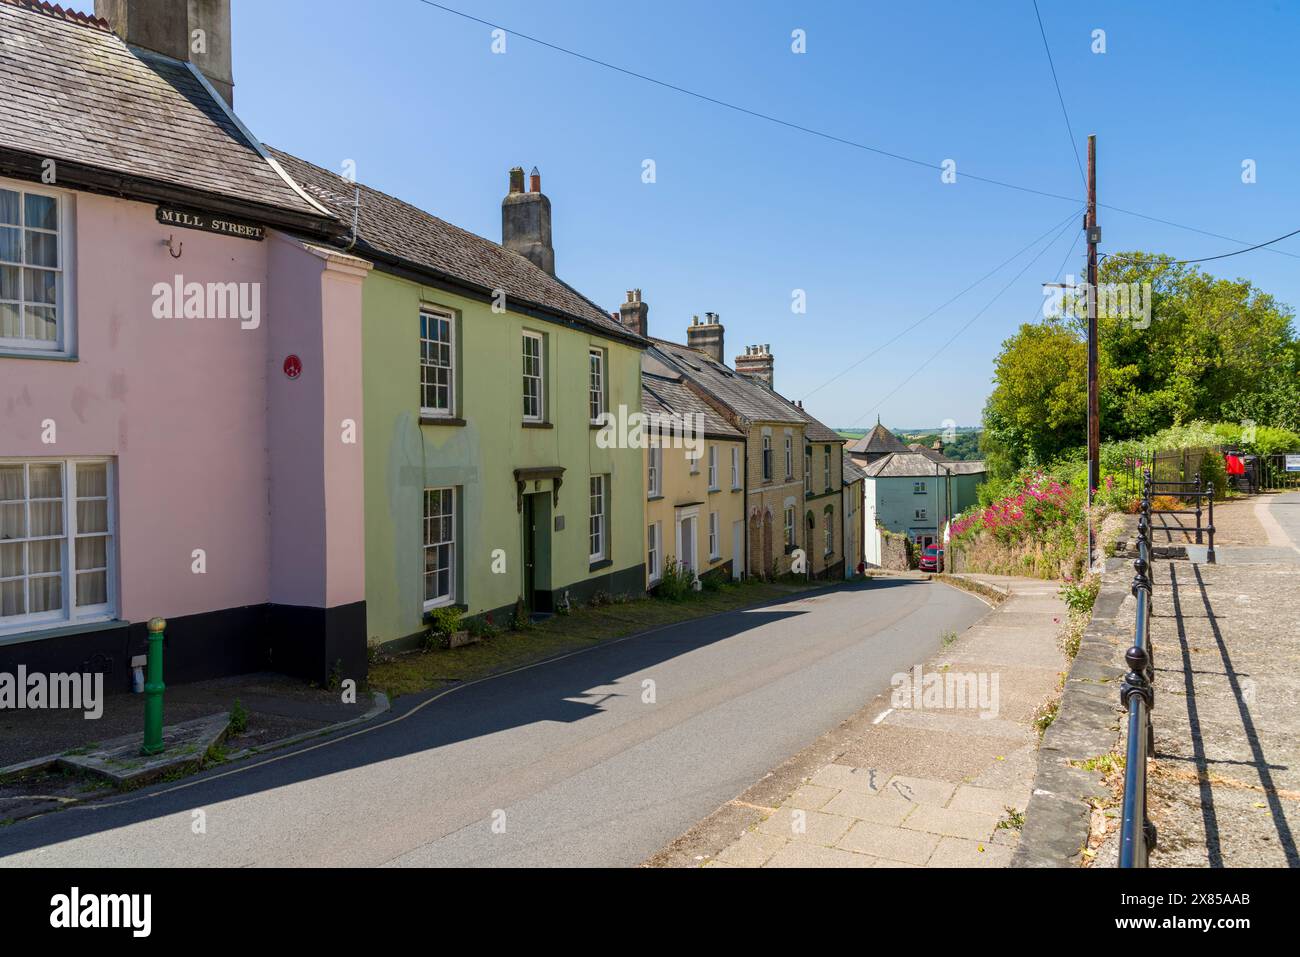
[[0, 0, 370, 687]]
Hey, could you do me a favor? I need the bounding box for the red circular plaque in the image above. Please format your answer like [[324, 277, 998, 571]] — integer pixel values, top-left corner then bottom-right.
[[283, 355, 303, 379]]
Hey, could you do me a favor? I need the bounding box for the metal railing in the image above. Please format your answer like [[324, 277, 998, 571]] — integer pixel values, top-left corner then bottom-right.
[[1149, 470, 1216, 564], [1119, 471, 1157, 867]]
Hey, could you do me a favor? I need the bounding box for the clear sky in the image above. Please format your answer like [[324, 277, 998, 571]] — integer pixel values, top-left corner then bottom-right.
[[71, 0, 1300, 429]]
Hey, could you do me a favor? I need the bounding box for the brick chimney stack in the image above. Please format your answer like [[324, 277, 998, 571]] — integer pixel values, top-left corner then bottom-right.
[[619, 289, 648, 338], [96, 0, 235, 107], [686, 312, 725, 363], [502, 165, 555, 275], [735, 344, 775, 389]]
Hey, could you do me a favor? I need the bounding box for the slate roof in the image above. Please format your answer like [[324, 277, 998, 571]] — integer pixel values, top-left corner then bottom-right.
[[862, 451, 987, 478], [770, 392, 843, 444], [842, 457, 867, 485], [907, 443, 951, 463], [846, 421, 909, 456], [648, 338, 805, 426], [269, 148, 643, 345], [641, 370, 742, 440], [0, 0, 331, 227]]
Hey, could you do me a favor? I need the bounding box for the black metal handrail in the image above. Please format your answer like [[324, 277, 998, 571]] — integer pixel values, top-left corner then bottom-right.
[[1148, 470, 1216, 564], [1119, 471, 1157, 867]]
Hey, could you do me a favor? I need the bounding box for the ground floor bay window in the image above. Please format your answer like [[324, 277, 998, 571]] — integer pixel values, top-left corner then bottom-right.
[[0, 458, 115, 634]]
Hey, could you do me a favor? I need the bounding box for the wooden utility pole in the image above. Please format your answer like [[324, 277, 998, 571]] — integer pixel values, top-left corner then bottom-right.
[[1086, 134, 1100, 562]]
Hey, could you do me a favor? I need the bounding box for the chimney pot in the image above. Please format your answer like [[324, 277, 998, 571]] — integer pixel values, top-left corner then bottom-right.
[[619, 287, 649, 337], [686, 311, 725, 363], [529, 167, 541, 193], [735, 342, 776, 389], [502, 165, 555, 274]]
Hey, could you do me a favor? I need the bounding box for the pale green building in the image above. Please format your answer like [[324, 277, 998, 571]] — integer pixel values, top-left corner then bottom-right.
[[275, 154, 647, 647]]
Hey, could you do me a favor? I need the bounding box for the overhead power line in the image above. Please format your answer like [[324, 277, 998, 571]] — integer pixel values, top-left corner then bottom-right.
[[800, 207, 1083, 402], [1102, 225, 1300, 267], [417, 0, 1081, 204], [850, 212, 1082, 426], [1032, 0, 1086, 192], [416, 1, 1300, 261]]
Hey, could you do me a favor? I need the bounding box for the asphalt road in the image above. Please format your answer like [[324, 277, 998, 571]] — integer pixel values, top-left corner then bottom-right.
[[0, 578, 988, 868]]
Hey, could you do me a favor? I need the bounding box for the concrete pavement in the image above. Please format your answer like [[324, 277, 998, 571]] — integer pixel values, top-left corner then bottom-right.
[[0, 578, 987, 868], [657, 575, 1068, 867], [1094, 491, 1300, 867]]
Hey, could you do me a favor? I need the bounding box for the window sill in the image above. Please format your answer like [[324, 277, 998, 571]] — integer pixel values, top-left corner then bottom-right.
[[588, 558, 613, 572], [522, 421, 554, 430], [707, 487, 721, 494], [0, 617, 126, 648], [418, 598, 460, 613], [421, 415, 466, 427], [589, 421, 606, 430], [0, 349, 78, 363], [423, 602, 466, 618], [647, 494, 665, 502]]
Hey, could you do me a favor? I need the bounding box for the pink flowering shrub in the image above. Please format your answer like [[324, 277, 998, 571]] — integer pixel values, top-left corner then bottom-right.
[[949, 470, 1093, 580], [950, 470, 1081, 544]]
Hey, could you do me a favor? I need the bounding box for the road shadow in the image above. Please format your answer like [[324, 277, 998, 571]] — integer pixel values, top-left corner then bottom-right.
[[0, 578, 929, 859]]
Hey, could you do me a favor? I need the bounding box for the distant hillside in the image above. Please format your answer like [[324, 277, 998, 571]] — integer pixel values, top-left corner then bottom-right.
[[836, 427, 984, 462]]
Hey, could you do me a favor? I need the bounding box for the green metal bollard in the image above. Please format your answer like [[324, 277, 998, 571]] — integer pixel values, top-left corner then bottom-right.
[[141, 617, 166, 756]]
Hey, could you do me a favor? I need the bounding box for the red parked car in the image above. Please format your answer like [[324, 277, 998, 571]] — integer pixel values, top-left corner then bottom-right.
[[919, 544, 944, 572]]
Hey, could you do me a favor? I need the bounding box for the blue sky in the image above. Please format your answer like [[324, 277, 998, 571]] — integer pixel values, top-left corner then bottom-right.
[[74, 0, 1300, 429]]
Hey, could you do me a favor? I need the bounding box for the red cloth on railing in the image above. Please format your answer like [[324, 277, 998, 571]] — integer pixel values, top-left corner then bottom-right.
[[1225, 453, 1245, 476]]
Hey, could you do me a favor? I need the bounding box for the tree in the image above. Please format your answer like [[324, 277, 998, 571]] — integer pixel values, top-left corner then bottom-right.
[[983, 319, 1087, 470], [982, 253, 1296, 473], [1095, 254, 1295, 432]]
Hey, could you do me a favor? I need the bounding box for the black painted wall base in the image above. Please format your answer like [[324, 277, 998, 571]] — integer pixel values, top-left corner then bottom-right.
[[0, 600, 368, 695]]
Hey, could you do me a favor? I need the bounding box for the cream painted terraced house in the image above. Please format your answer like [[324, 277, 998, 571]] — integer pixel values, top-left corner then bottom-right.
[[632, 312, 820, 581], [639, 326, 746, 588]]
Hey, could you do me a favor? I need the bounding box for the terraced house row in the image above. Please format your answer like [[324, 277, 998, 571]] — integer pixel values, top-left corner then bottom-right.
[[0, 0, 861, 691]]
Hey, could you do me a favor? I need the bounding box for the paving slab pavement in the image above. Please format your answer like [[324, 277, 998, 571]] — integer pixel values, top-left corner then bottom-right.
[[668, 575, 1067, 868]]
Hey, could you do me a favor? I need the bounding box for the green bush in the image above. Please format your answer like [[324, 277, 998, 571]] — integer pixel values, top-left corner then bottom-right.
[[229, 698, 248, 735], [1059, 575, 1101, 615], [654, 558, 696, 601]]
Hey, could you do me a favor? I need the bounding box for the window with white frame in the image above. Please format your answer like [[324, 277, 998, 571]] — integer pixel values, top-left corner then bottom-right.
[[804, 448, 811, 494], [0, 183, 65, 353], [647, 445, 662, 498], [915, 507, 928, 521], [588, 349, 605, 423], [784, 436, 793, 479], [824, 447, 831, 491], [419, 308, 454, 416], [762, 435, 772, 481], [0, 459, 114, 633], [913, 481, 927, 495], [824, 511, 833, 556], [589, 475, 607, 561], [730, 446, 740, 489], [522, 332, 544, 422], [647, 521, 661, 583], [709, 511, 720, 559], [707, 445, 718, 490], [422, 487, 456, 608], [784, 505, 795, 547]]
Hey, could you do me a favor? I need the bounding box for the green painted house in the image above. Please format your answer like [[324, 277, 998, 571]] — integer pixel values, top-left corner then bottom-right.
[[273, 154, 647, 647]]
